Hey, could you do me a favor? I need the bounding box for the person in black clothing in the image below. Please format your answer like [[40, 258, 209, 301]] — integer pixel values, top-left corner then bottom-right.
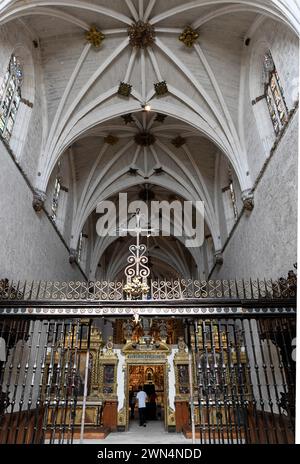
[[129, 387, 136, 419], [148, 391, 157, 420]]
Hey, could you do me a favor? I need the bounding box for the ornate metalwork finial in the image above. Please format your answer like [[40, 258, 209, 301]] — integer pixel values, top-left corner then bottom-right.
[[179, 26, 199, 47], [85, 26, 105, 48], [122, 209, 156, 300], [128, 21, 155, 48]]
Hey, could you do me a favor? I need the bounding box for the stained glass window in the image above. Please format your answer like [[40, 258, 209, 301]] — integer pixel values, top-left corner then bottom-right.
[[0, 55, 23, 141], [263, 51, 288, 135]]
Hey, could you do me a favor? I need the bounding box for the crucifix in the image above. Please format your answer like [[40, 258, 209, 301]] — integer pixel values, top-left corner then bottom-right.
[[122, 209, 157, 316], [121, 208, 156, 280]]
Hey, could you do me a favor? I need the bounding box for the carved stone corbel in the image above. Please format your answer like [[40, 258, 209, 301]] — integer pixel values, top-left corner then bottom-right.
[[242, 189, 254, 211], [32, 189, 46, 212], [215, 251, 223, 265], [69, 248, 78, 264]]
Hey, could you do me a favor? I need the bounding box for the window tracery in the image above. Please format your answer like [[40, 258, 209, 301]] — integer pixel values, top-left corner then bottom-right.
[[263, 51, 288, 135], [51, 174, 61, 222], [0, 55, 23, 141]]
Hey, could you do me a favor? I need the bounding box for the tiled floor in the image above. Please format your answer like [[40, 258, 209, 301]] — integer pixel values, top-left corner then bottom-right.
[[74, 420, 193, 445]]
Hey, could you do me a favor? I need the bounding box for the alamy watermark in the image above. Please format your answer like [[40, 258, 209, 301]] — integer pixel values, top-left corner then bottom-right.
[[96, 193, 205, 248]]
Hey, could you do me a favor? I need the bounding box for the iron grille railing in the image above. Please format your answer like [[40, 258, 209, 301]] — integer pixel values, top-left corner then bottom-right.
[[0, 277, 296, 302]]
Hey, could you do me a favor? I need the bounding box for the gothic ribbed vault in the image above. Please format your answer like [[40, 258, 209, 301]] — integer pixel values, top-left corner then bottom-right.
[[0, 0, 298, 280]]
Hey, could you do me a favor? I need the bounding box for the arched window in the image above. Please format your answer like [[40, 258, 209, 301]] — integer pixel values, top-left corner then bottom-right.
[[0, 55, 23, 141], [263, 51, 288, 136], [51, 177, 61, 222]]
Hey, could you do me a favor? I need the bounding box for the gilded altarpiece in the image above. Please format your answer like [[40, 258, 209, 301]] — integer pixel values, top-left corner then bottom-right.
[[120, 338, 178, 430], [117, 317, 185, 430], [173, 337, 193, 432], [45, 327, 118, 429]]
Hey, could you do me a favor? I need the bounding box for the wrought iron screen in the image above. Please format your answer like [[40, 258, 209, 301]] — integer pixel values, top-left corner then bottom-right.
[[0, 318, 93, 444], [189, 316, 296, 444], [0, 314, 296, 444]]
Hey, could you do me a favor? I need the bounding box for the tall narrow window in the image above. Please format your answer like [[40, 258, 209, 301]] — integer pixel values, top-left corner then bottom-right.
[[229, 179, 238, 221], [51, 176, 61, 222], [0, 55, 23, 141], [263, 51, 288, 135], [77, 232, 84, 262], [222, 171, 238, 233]]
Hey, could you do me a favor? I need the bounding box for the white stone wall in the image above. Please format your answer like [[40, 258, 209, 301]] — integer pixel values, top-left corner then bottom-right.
[[0, 140, 83, 281], [245, 18, 299, 180], [45, 152, 75, 245], [212, 112, 298, 280], [244, 320, 286, 415], [0, 22, 45, 185]]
